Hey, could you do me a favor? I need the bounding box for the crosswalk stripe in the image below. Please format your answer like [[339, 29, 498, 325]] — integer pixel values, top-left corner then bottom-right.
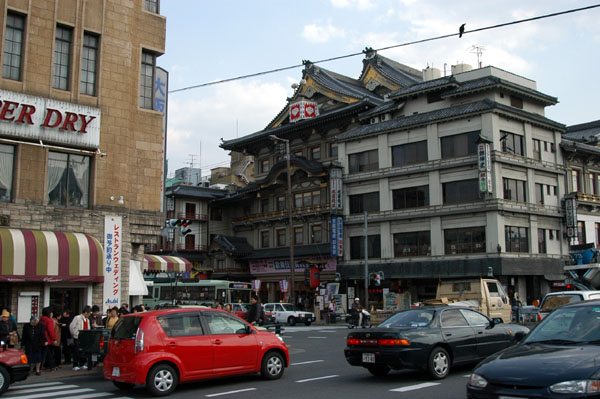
[[8, 385, 79, 395], [9, 382, 64, 390], [296, 375, 339, 383], [205, 388, 257, 397], [291, 360, 324, 366], [49, 393, 114, 399], [4, 388, 94, 399], [390, 382, 441, 392]]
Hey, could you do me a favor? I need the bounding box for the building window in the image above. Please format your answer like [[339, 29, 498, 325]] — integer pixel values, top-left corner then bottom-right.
[[216, 259, 225, 270], [311, 225, 322, 244], [53, 25, 73, 90], [500, 132, 524, 156], [261, 199, 269, 213], [350, 235, 381, 259], [260, 231, 269, 248], [571, 169, 581, 192], [503, 178, 527, 202], [140, 51, 155, 109], [143, 0, 159, 12], [596, 223, 600, 247], [0, 144, 15, 201], [349, 192, 379, 214], [392, 185, 429, 209], [2, 12, 25, 81], [260, 159, 269, 173], [276, 229, 286, 247], [328, 143, 338, 158], [294, 226, 303, 245], [310, 146, 321, 160], [577, 221, 586, 245], [394, 231, 430, 257], [445, 227, 486, 254], [276, 195, 286, 211], [443, 179, 480, 204], [505, 226, 529, 253], [589, 173, 598, 195], [294, 190, 320, 209], [441, 131, 479, 159], [348, 149, 378, 174], [532, 139, 541, 161], [538, 228, 547, 254], [47, 151, 90, 208], [535, 183, 544, 205], [510, 96, 523, 109], [80, 33, 99, 96], [210, 207, 222, 221], [392, 141, 428, 167]]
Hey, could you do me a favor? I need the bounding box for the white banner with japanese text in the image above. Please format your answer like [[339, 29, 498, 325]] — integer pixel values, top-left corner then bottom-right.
[[103, 215, 122, 313]]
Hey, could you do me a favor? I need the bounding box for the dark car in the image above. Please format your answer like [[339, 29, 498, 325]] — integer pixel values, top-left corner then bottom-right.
[[344, 306, 528, 379], [467, 299, 600, 398]]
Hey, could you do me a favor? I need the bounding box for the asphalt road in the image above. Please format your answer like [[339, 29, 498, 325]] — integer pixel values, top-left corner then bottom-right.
[[6, 325, 474, 399]]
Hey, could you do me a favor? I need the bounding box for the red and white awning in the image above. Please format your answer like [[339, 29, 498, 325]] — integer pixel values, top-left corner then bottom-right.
[[143, 254, 191, 273]]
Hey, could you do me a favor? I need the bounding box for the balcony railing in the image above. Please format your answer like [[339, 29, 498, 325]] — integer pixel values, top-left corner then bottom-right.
[[145, 243, 208, 253], [232, 202, 331, 224], [166, 211, 208, 221], [575, 191, 600, 204]]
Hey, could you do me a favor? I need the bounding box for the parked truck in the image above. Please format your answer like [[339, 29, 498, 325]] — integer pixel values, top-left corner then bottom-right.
[[429, 277, 512, 322]]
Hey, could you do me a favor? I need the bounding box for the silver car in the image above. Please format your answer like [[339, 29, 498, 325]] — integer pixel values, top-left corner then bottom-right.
[[263, 303, 315, 326]]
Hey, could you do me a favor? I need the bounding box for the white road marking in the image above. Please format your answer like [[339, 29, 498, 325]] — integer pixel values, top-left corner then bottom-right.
[[9, 382, 64, 390], [291, 360, 324, 366], [8, 385, 80, 394], [296, 375, 339, 383], [55, 394, 115, 399], [308, 336, 328, 339], [390, 382, 441, 392], [317, 330, 338, 333], [4, 388, 95, 399], [464, 374, 471, 377], [205, 388, 257, 397]]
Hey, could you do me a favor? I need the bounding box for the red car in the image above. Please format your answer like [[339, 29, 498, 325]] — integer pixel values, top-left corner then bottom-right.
[[0, 345, 29, 395], [103, 308, 289, 396]]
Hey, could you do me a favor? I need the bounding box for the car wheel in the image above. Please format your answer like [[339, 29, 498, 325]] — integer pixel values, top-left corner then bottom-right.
[[0, 365, 9, 395], [287, 316, 296, 326], [304, 320, 312, 326], [146, 364, 178, 397], [261, 351, 285, 380], [427, 347, 450, 379], [113, 381, 135, 391], [367, 365, 390, 377]]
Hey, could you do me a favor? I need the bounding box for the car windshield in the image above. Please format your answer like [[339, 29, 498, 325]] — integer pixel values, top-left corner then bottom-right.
[[524, 305, 600, 344], [281, 304, 298, 311], [378, 309, 435, 328], [540, 294, 583, 312]]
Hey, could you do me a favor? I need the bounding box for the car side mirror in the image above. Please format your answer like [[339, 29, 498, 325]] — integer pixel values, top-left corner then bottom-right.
[[493, 317, 503, 325], [514, 331, 526, 342]]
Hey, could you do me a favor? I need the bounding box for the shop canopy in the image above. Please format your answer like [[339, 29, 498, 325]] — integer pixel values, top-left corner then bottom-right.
[[0, 228, 103, 282], [143, 254, 191, 274]]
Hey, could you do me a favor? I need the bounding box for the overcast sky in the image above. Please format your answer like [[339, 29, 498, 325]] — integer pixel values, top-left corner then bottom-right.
[[159, 0, 600, 177]]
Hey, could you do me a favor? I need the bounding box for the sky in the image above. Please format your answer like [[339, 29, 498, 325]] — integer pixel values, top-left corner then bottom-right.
[[159, 0, 600, 177]]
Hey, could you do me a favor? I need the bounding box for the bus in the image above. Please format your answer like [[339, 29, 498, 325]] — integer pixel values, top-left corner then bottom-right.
[[142, 279, 253, 309]]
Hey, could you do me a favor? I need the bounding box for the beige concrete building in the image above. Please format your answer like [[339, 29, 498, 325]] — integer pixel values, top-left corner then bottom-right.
[[0, 0, 166, 320]]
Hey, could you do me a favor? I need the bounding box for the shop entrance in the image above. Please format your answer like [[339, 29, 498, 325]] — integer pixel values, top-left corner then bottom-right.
[[50, 287, 82, 315]]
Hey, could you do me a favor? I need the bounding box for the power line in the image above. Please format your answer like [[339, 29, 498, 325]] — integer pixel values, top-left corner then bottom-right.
[[168, 3, 600, 94]]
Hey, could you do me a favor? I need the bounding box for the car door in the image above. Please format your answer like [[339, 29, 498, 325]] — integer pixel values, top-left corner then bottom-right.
[[270, 304, 287, 323], [157, 312, 213, 379], [202, 310, 259, 374], [440, 309, 479, 364], [459, 308, 510, 358]]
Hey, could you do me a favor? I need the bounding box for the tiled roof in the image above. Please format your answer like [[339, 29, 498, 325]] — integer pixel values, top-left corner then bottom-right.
[[336, 99, 564, 142], [166, 184, 228, 199], [360, 54, 422, 87], [564, 120, 600, 143], [306, 64, 383, 104], [443, 76, 558, 104], [213, 235, 254, 257], [387, 76, 458, 99], [358, 100, 403, 119]]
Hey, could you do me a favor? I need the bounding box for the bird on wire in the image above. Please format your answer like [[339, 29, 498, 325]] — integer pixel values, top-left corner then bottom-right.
[[459, 23, 466, 38]]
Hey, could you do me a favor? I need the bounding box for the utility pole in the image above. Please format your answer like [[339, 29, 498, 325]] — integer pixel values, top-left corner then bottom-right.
[[364, 211, 369, 309]]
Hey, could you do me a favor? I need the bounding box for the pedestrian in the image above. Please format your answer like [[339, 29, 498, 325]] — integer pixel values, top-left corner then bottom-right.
[[105, 307, 119, 329], [245, 295, 262, 326], [224, 303, 232, 313], [39, 307, 57, 371], [351, 298, 364, 326], [60, 309, 73, 365], [510, 291, 523, 323], [0, 308, 18, 348], [214, 301, 223, 310], [51, 312, 62, 368], [69, 306, 92, 371], [21, 316, 38, 371], [22, 316, 45, 376], [133, 305, 143, 313], [89, 305, 103, 329], [119, 303, 129, 316]]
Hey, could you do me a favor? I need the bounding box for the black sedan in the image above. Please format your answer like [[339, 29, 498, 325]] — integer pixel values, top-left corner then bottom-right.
[[344, 306, 528, 379], [468, 299, 600, 398]]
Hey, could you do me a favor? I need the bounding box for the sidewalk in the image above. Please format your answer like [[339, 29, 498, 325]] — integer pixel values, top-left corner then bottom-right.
[[16, 364, 104, 384]]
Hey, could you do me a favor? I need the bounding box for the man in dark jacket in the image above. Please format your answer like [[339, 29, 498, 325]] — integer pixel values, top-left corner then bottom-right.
[[60, 309, 73, 365], [21, 316, 46, 375], [245, 295, 262, 325]]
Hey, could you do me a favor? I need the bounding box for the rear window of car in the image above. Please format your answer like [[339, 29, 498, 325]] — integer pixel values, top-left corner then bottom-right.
[[540, 294, 584, 312], [379, 309, 435, 328], [111, 316, 142, 339]]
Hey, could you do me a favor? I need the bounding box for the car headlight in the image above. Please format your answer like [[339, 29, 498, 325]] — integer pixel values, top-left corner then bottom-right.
[[468, 373, 488, 388], [549, 380, 600, 394]]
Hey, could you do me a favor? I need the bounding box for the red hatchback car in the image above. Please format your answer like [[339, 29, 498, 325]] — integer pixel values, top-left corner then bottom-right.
[[103, 308, 289, 396]]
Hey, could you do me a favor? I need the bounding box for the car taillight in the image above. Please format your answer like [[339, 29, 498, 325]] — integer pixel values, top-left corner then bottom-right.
[[134, 328, 144, 354], [379, 339, 410, 346], [20, 354, 28, 364], [347, 338, 360, 345]]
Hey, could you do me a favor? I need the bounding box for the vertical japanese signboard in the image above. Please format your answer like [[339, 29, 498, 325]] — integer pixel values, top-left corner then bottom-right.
[[331, 215, 338, 256], [154, 67, 168, 212], [564, 197, 578, 238], [337, 216, 344, 257], [103, 216, 122, 313], [478, 143, 492, 193]]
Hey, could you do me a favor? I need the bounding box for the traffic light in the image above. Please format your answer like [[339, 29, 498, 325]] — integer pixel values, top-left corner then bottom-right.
[[374, 273, 381, 286], [304, 268, 311, 286], [180, 219, 192, 236], [168, 219, 182, 228]]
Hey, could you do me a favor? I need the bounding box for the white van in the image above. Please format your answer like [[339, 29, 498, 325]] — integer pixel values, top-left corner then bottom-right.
[[538, 290, 600, 320]]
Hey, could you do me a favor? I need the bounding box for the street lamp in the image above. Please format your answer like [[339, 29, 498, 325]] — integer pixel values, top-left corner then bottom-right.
[[269, 134, 295, 304]]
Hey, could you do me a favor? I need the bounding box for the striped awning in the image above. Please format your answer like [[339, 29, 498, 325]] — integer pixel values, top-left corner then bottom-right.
[[0, 228, 103, 282], [143, 254, 191, 273]]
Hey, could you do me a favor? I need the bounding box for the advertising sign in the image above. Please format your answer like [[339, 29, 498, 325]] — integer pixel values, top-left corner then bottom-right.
[[331, 215, 338, 256], [103, 215, 122, 313], [477, 143, 492, 193], [154, 67, 168, 212]]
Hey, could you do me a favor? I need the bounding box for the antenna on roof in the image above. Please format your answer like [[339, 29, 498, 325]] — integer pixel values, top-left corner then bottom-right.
[[469, 45, 485, 68]]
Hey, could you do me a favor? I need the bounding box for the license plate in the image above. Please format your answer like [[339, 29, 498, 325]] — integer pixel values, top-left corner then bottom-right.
[[92, 354, 98, 362], [362, 353, 375, 363], [112, 367, 120, 377]]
